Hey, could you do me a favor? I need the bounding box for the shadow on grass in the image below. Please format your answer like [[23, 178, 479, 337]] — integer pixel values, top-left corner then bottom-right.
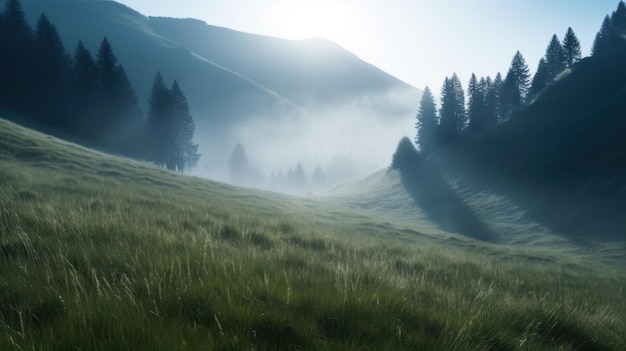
[[392, 142, 496, 242]]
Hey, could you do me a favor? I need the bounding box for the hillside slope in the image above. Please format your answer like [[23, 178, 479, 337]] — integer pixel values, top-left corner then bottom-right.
[[1, 117, 625, 349], [385, 43, 626, 242]]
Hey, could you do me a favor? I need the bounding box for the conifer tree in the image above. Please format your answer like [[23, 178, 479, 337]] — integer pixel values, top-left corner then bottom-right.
[[439, 74, 465, 143], [545, 34, 567, 81], [145, 71, 172, 167], [0, 0, 34, 110], [171, 81, 200, 172], [71, 41, 98, 136], [528, 58, 549, 102], [500, 51, 530, 119], [467, 74, 487, 133], [593, 16, 612, 56], [34, 14, 72, 127], [228, 143, 249, 184], [415, 86, 438, 153], [562, 27, 581, 67], [487, 73, 503, 124]]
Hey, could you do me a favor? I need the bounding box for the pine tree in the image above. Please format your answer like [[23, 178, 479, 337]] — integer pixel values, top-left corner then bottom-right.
[[145, 71, 172, 167], [415, 86, 438, 153], [229, 143, 249, 184], [171, 81, 199, 172], [71, 41, 98, 137], [500, 51, 530, 119], [592, 15, 613, 56], [310, 165, 328, 192], [0, 0, 35, 111], [562, 27, 581, 67], [487, 73, 503, 124], [467, 74, 487, 134], [33, 14, 72, 127], [612, 1, 626, 42], [528, 58, 549, 102], [545, 34, 567, 81], [439, 74, 465, 143], [293, 163, 307, 191]]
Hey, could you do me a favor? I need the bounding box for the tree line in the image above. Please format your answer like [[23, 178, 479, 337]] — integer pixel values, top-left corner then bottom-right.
[[0, 0, 199, 171], [415, 1, 626, 155], [415, 23, 584, 154]]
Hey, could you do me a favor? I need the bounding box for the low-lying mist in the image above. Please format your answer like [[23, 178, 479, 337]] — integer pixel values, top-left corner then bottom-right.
[[191, 88, 420, 193]]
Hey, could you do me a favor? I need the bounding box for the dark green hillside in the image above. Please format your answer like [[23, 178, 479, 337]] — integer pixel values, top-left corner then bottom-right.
[[2, 117, 625, 349], [430, 43, 626, 241]]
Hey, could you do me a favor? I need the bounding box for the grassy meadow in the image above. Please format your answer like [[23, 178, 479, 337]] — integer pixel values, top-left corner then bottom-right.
[[1, 117, 625, 350]]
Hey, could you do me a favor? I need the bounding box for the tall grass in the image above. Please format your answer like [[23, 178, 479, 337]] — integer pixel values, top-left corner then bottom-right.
[[1, 118, 625, 350]]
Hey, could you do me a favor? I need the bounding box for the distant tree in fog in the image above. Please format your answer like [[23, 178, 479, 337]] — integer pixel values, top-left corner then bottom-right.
[[228, 143, 252, 185], [467, 74, 488, 134], [310, 165, 328, 192], [391, 137, 419, 170], [562, 27, 581, 67], [415, 86, 438, 153]]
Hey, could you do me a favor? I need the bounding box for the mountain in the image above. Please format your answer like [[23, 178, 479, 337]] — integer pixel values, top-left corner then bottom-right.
[[15, 0, 420, 180], [386, 43, 626, 242]]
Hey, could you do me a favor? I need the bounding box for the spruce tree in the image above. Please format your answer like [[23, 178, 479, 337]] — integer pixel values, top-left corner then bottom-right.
[[34, 14, 72, 127], [415, 86, 438, 153], [545, 34, 567, 81], [171, 81, 199, 172], [562, 27, 581, 67], [487, 73, 503, 124], [229, 143, 249, 185], [439, 74, 465, 143], [528, 58, 549, 102], [71, 41, 98, 137], [592, 15, 613, 56], [467, 74, 487, 134], [145, 71, 172, 167], [500, 51, 530, 119]]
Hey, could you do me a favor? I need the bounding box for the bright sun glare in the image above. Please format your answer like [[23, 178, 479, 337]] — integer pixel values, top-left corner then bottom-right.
[[279, 0, 353, 40]]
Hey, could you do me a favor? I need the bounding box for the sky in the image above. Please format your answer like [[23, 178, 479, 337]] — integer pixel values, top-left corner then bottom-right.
[[116, 0, 620, 94]]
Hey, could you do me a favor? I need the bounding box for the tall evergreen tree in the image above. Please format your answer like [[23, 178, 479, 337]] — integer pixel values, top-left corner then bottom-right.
[[171, 81, 199, 172], [562, 27, 582, 67], [592, 15, 613, 56], [415, 86, 438, 153], [439, 74, 466, 143], [0, 0, 34, 110], [528, 58, 549, 102], [33, 14, 72, 127], [545, 34, 567, 81], [487, 73, 503, 123], [500, 51, 530, 119], [467, 74, 487, 134], [611, 1, 626, 41], [71, 41, 98, 137], [145, 71, 173, 167], [229, 143, 249, 184], [93, 37, 143, 153]]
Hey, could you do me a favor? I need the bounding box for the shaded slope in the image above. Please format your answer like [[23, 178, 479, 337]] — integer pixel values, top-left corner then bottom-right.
[[440, 43, 626, 241]]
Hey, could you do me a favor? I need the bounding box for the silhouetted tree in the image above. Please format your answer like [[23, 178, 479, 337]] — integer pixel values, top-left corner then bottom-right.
[[0, 0, 34, 111], [92, 37, 143, 152], [145, 71, 171, 167], [415, 86, 438, 153], [592, 2, 626, 56], [439, 74, 465, 143], [593, 15, 613, 56], [562, 27, 582, 67], [467, 74, 488, 133], [486, 73, 503, 123], [71, 41, 98, 137], [292, 163, 307, 191], [171, 81, 200, 172], [391, 137, 419, 170], [33, 14, 72, 127], [528, 58, 549, 102], [545, 34, 567, 81], [500, 51, 530, 119]]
